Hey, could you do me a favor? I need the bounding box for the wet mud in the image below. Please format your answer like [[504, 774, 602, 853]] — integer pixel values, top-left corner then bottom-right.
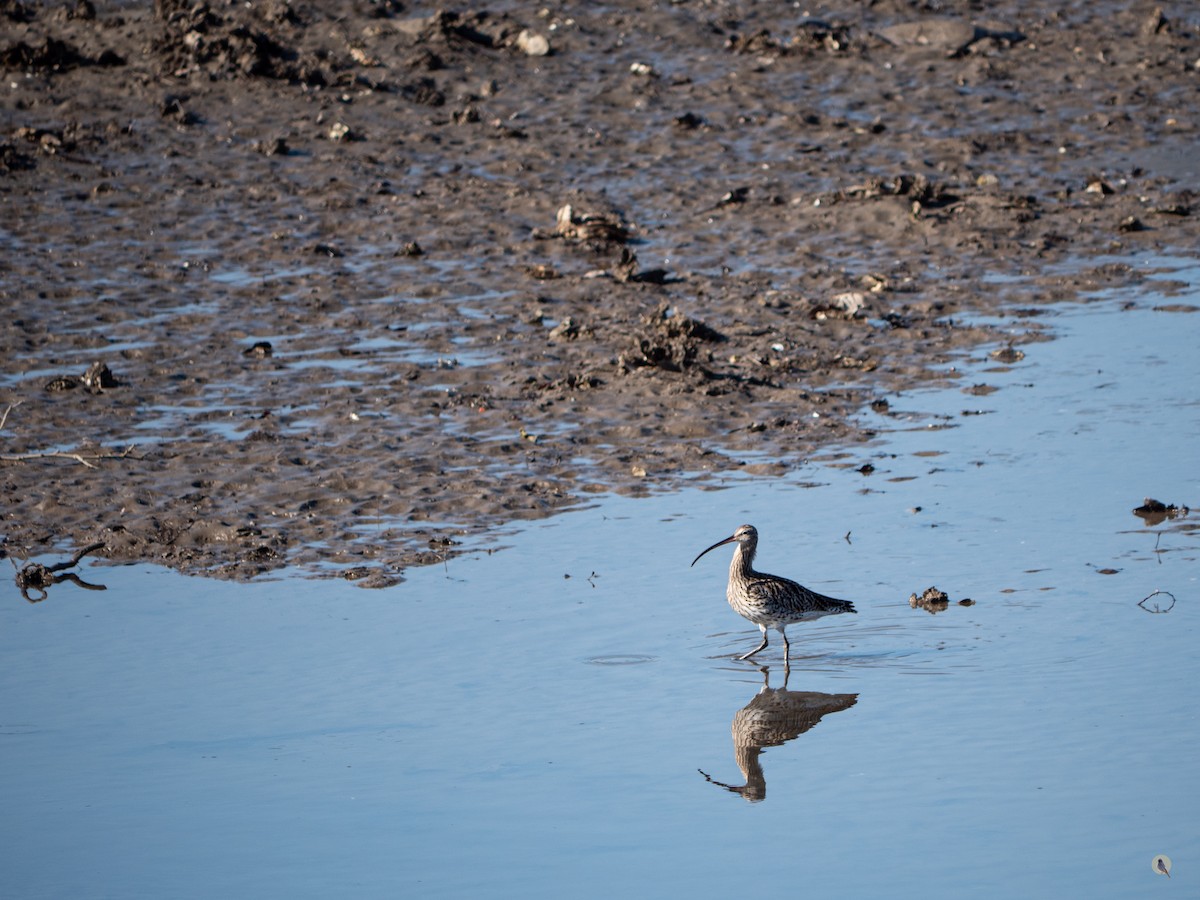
[[2, 1, 1199, 583]]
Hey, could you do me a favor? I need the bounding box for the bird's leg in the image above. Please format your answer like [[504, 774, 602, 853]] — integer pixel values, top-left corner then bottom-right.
[[780, 627, 790, 665], [739, 625, 769, 660]]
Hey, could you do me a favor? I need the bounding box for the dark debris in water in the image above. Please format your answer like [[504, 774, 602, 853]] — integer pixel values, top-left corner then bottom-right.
[[1138, 590, 1176, 614], [341, 566, 403, 588], [1133, 497, 1190, 526], [13, 541, 107, 603], [909, 586, 974, 614], [989, 346, 1025, 364]]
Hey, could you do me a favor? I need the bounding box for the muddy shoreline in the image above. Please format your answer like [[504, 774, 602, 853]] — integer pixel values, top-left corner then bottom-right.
[[3, 1, 1198, 585]]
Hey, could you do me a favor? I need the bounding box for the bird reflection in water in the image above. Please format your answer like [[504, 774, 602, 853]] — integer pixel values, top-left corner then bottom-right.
[[699, 666, 857, 802]]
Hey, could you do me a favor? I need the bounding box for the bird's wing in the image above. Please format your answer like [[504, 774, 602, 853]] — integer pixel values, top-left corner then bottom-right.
[[746, 576, 853, 613]]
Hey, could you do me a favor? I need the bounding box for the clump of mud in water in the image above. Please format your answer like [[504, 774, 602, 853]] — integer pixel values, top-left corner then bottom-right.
[[622, 304, 726, 374]]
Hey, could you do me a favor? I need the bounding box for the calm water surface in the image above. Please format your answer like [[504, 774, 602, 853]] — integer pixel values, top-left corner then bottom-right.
[[2, 258, 1198, 898]]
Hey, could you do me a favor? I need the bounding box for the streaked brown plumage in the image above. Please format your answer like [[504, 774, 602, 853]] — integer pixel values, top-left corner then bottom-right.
[[691, 523, 856, 663]]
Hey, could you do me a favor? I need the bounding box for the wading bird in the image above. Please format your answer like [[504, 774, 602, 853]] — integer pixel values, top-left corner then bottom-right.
[[691, 524, 856, 663]]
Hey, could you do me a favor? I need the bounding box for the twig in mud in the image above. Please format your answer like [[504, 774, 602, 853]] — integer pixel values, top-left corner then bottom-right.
[[0, 401, 21, 431], [0, 445, 140, 469], [0, 403, 140, 468], [1138, 590, 1176, 614]]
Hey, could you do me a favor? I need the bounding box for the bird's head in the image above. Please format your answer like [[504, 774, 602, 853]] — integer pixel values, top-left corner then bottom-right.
[[691, 524, 757, 567]]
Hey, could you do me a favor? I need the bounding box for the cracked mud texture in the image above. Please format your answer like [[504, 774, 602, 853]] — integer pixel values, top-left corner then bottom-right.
[[2, 0, 1198, 585]]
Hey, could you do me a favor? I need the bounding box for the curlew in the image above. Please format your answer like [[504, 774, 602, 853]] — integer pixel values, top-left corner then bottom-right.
[[691, 524, 856, 663]]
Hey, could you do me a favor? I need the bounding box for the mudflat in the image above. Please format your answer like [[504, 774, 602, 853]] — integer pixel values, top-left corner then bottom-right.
[[3, 1, 1197, 585]]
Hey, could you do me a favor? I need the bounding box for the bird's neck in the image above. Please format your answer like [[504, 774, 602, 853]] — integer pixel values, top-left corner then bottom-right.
[[731, 543, 757, 579]]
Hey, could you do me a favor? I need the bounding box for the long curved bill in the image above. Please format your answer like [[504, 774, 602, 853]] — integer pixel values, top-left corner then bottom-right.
[[691, 533, 737, 567]]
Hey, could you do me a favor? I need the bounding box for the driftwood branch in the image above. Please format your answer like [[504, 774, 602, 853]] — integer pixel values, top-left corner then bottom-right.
[[0, 402, 140, 468], [15, 542, 108, 603], [0, 445, 140, 469], [0, 401, 20, 431], [1138, 590, 1177, 614], [44, 541, 106, 574]]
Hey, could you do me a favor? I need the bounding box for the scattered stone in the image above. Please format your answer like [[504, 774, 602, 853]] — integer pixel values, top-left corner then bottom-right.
[[611, 247, 673, 284], [452, 105, 481, 124], [526, 264, 558, 279], [1141, 7, 1169, 37], [989, 345, 1025, 364], [0, 36, 97, 72], [81, 362, 118, 393], [718, 187, 750, 206], [253, 136, 289, 156], [160, 94, 200, 126], [401, 77, 445, 106], [348, 45, 381, 67], [45, 375, 81, 392], [1149, 199, 1192, 217], [818, 292, 869, 320], [548, 318, 580, 342], [516, 30, 550, 57], [44, 363, 119, 393], [540, 204, 632, 246], [877, 20, 1024, 57]]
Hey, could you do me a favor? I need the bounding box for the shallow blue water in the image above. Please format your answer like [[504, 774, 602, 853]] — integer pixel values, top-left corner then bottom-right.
[[2, 258, 1197, 898]]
